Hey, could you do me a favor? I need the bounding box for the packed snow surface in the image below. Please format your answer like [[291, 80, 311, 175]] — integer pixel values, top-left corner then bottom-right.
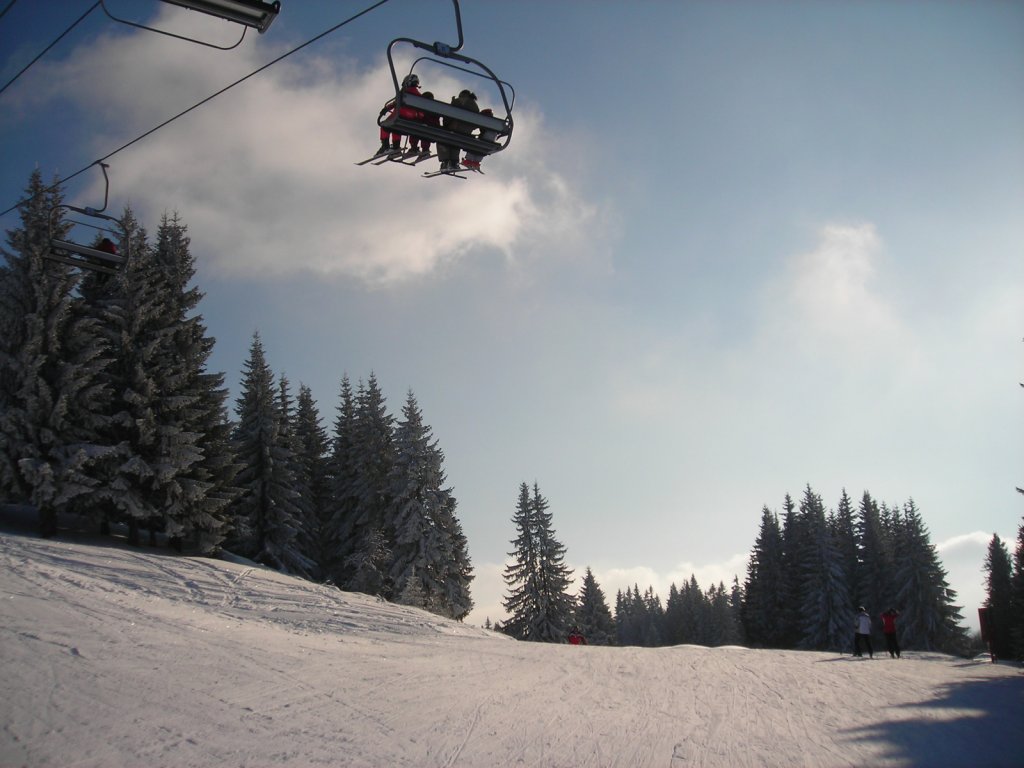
[[1, 527, 1022, 767]]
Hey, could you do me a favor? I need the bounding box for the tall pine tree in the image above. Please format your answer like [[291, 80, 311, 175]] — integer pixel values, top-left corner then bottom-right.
[[1011, 518, 1024, 659], [387, 391, 473, 618], [983, 533, 1015, 659], [797, 487, 853, 651], [0, 171, 114, 536], [503, 482, 575, 642], [742, 506, 787, 647], [576, 567, 615, 645], [339, 374, 394, 596], [229, 333, 310, 575], [892, 500, 965, 652], [293, 383, 330, 576]]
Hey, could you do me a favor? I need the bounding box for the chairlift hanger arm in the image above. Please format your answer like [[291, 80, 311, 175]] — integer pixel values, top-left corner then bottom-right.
[[409, 55, 515, 111], [61, 162, 115, 218], [386, 39, 513, 114]]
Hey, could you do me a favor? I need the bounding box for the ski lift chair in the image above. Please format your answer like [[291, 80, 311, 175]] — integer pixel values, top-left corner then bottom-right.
[[47, 226, 126, 275], [43, 163, 127, 276], [378, 41, 515, 162]]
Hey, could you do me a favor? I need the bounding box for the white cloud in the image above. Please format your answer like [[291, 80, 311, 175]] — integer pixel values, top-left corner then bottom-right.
[[595, 554, 748, 602], [767, 222, 912, 363], [37, 9, 600, 286], [936, 530, 999, 555]]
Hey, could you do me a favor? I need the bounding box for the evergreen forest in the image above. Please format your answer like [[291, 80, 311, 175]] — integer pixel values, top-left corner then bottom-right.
[[0, 171, 473, 619], [504, 483, 1000, 657]]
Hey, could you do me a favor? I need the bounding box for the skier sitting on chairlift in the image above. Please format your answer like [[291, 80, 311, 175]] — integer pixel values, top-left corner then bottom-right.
[[414, 91, 441, 159], [437, 89, 479, 172], [377, 74, 424, 156], [461, 107, 500, 171]]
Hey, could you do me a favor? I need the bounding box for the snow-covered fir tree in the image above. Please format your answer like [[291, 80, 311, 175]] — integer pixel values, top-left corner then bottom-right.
[[275, 375, 317, 565], [741, 506, 787, 647], [338, 374, 395, 596], [228, 333, 311, 575], [1011, 517, 1024, 659], [892, 500, 965, 652], [575, 567, 616, 645], [983, 533, 1015, 659], [778, 493, 804, 648], [0, 171, 115, 536], [293, 383, 331, 577], [503, 483, 540, 640], [133, 213, 236, 551], [1005, 383, 1024, 657], [743, 487, 964, 653], [86, 208, 169, 544], [729, 577, 746, 645], [386, 391, 473, 619], [796, 487, 853, 651], [663, 577, 702, 646], [831, 489, 860, 604], [616, 584, 664, 646], [324, 375, 358, 585], [855, 491, 897, 640], [503, 482, 575, 642], [707, 581, 744, 647], [434, 507, 474, 620]]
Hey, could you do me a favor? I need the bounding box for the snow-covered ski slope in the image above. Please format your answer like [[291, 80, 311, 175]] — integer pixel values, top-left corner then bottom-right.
[[2, 528, 1022, 768]]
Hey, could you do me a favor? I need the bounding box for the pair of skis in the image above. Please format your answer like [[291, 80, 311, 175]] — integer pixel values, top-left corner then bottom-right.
[[355, 148, 434, 167], [356, 148, 482, 180]]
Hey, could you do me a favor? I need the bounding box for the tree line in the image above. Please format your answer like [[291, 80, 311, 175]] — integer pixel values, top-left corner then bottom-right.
[[502, 483, 969, 654], [0, 171, 473, 620]]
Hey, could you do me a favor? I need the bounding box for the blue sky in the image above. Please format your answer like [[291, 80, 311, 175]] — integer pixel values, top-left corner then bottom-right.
[[1, 1, 1022, 630]]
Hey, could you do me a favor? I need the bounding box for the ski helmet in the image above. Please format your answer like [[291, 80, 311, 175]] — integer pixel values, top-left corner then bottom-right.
[[402, 74, 420, 88]]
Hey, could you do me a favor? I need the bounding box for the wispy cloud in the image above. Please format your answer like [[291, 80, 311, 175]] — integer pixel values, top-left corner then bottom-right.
[[767, 221, 912, 363]]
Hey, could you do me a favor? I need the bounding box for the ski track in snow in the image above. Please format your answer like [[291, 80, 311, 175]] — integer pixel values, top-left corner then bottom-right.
[[1, 528, 1023, 767]]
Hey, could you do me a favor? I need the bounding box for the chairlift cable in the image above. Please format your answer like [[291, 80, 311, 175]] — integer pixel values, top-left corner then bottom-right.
[[1, 0, 394, 218], [0, 0, 19, 22], [0, 1, 101, 98]]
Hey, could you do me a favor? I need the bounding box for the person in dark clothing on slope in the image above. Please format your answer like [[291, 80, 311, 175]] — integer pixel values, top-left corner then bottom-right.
[[880, 608, 901, 659]]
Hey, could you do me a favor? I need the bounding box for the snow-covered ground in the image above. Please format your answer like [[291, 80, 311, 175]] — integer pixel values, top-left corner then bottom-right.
[[2, 524, 1022, 768]]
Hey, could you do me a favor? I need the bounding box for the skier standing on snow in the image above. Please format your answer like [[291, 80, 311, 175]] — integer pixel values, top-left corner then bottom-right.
[[567, 626, 587, 645], [880, 608, 901, 659], [853, 607, 873, 658]]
